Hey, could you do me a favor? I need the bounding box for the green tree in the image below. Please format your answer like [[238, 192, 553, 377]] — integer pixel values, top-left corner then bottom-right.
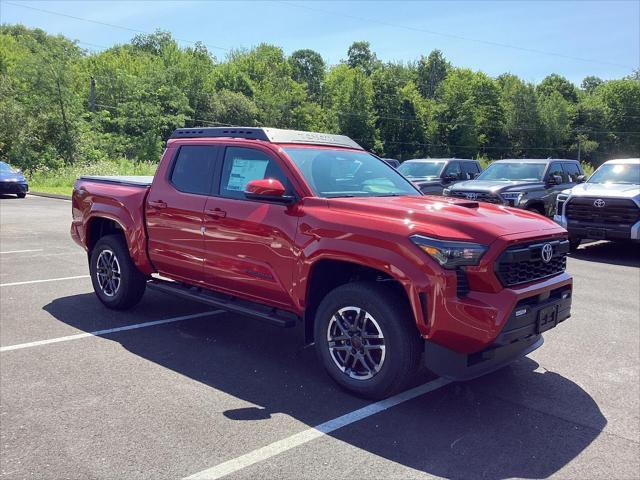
[[325, 64, 377, 149], [289, 49, 325, 102], [417, 50, 450, 99], [498, 74, 544, 157], [581, 76, 603, 94], [537, 73, 578, 103], [346, 41, 378, 75]]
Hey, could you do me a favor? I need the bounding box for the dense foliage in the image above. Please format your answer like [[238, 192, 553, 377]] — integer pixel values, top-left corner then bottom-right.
[[1, 25, 638, 176]]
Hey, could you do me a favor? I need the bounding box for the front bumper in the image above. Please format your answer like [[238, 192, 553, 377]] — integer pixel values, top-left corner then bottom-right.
[[0, 181, 28, 194], [555, 213, 640, 240], [424, 284, 571, 380]]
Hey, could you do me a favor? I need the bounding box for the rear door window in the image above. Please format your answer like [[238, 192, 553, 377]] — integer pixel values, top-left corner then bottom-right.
[[170, 146, 218, 195]]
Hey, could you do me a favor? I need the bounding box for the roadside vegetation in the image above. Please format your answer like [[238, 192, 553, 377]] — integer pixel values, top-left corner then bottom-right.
[[28, 159, 157, 195], [0, 25, 635, 195]]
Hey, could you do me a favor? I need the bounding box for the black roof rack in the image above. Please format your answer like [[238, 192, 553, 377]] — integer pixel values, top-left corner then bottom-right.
[[169, 127, 363, 150]]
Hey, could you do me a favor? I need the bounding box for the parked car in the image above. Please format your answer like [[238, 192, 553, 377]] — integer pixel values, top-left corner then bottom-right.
[[381, 158, 400, 168], [554, 158, 640, 250], [71, 127, 573, 399], [0, 161, 28, 198], [398, 158, 481, 194], [444, 158, 584, 216]]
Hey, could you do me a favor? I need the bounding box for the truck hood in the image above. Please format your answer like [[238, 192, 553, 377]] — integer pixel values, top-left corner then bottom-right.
[[327, 195, 563, 245], [566, 182, 640, 200], [449, 180, 543, 193], [411, 178, 441, 187]]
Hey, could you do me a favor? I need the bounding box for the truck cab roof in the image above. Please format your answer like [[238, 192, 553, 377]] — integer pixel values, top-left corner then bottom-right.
[[168, 127, 363, 150], [402, 158, 476, 163], [492, 158, 579, 164]]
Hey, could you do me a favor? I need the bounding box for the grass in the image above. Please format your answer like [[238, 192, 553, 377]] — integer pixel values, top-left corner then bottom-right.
[[28, 159, 157, 196]]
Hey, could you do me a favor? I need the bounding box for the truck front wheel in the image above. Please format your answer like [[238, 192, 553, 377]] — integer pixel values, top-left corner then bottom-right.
[[314, 282, 421, 399], [89, 234, 147, 310]]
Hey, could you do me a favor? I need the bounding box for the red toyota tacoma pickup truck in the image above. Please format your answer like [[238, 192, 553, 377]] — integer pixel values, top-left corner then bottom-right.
[[71, 127, 573, 398]]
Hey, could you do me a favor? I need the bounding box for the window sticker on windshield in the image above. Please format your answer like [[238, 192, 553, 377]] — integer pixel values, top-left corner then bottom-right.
[[227, 158, 269, 191]]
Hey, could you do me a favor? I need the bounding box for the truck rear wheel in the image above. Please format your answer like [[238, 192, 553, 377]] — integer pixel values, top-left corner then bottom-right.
[[314, 282, 421, 399], [89, 234, 147, 310]]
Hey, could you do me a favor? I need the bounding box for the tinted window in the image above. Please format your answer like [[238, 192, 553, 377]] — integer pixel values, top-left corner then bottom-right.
[[444, 161, 463, 179], [563, 162, 582, 182], [461, 161, 481, 178], [547, 162, 568, 182], [170, 146, 217, 195], [220, 147, 291, 199]]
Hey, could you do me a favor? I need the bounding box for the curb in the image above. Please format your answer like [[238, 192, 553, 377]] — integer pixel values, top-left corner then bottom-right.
[[28, 191, 72, 201]]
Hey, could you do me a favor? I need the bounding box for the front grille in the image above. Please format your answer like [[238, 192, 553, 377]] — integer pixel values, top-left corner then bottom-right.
[[495, 239, 569, 287], [449, 191, 501, 203], [566, 197, 640, 225]]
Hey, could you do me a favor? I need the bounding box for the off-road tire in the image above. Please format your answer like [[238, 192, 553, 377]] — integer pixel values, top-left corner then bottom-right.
[[89, 234, 147, 310], [314, 281, 422, 399]]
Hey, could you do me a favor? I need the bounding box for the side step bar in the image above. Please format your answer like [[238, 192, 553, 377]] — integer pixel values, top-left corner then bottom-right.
[[147, 279, 298, 328]]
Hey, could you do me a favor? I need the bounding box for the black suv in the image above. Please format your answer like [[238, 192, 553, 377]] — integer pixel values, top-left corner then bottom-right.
[[443, 158, 585, 216], [397, 158, 482, 194]]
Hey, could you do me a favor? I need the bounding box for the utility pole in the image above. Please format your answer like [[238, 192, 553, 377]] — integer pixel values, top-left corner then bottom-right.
[[577, 135, 581, 163], [89, 77, 96, 112]]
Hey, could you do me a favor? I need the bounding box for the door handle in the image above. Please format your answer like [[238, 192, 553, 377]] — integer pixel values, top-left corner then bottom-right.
[[148, 200, 167, 209], [205, 208, 226, 218]]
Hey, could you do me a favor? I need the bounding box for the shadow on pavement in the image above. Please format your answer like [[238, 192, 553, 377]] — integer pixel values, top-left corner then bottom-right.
[[44, 292, 607, 480], [570, 240, 640, 268]]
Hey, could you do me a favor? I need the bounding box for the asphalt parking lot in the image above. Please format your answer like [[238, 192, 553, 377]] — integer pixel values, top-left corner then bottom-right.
[[1, 194, 639, 480]]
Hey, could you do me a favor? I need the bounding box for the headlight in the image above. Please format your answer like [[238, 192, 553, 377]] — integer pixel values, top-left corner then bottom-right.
[[500, 192, 523, 202], [410, 235, 487, 269], [442, 188, 451, 196]]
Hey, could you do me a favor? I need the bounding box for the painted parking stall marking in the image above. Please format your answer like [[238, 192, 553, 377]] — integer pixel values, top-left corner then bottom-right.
[[0, 310, 222, 352], [0, 275, 90, 287], [184, 377, 452, 480], [0, 249, 44, 254]]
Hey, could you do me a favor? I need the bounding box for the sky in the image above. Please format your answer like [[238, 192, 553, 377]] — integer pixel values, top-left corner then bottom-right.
[[1, 0, 638, 84]]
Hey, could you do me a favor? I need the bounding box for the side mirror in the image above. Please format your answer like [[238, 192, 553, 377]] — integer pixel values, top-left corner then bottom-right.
[[443, 174, 457, 182], [244, 179, 294, 203], [576, 174, 586, 183], [547, 175, 563, 185]]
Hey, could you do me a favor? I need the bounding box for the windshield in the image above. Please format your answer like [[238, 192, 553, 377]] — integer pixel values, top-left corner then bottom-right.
[[0, 162, 16, 173], [477, 162, 546, 182], [283, 148, 421, 198], [588, 163, 640, 185], [398, 161, 445, 178]]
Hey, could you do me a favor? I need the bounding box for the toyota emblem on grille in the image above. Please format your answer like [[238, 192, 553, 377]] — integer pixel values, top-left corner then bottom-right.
[[541, 243, 553, 263], [465, 192, 478, 200], [594, 199, 606, 208]]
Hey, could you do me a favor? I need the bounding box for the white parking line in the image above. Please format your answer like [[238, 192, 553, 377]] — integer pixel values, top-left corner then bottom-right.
[[0, 249, 44, 254], [0, 310, 222, 352], [184, 377, 452, 480], [0, 275, 90, 287]]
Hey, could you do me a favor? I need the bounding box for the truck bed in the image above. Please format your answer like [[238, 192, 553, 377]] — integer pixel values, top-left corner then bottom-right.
[[78, 175, 153, 187]]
